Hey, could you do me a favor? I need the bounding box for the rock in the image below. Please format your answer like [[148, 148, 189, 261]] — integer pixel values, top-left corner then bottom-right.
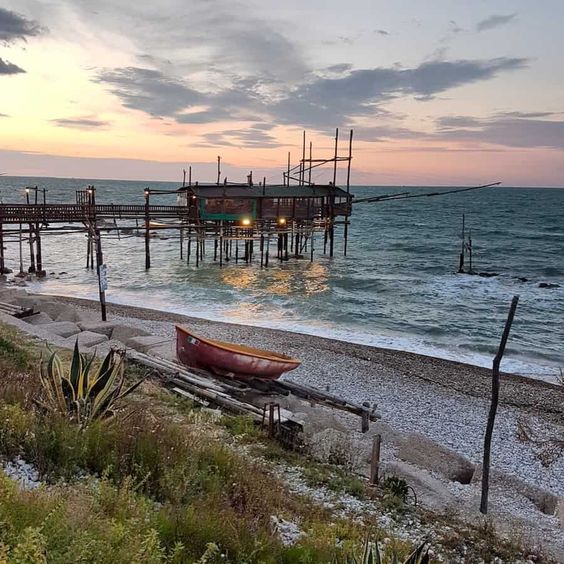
[[77, 321, 117, 337], [538, 282, 560, 289], [471, 464, 559, 515], [384, 461, 458, 511], [398, 432, 475, 484], [24, 312, 54, 326], [271, 516, 304, 546], [64, 331, 108, 348], [127, 335, 169, 353], [13, 295, 39, 309], [43, 321, 81, 338], [557, 498, 564, 531], [110, 324, 151, 344], [517, 277, 529, 283]]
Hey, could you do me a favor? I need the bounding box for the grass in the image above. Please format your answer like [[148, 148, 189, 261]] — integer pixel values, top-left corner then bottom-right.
[[0, 322, 555, 563]]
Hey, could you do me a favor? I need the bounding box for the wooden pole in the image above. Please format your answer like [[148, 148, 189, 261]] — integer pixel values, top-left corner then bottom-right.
[[0, 219, 5, 274], [217, 156, 221, 185], [332, 128, 339, 186], [370, 434, 382, 485], [95, 228, 107, 321], [480, 295, 519, 514], [144, 189, 151, 269], [287, 152, 291, 187], [458, 213, 465, 273]]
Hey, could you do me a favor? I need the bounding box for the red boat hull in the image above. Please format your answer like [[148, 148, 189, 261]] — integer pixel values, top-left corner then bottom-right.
[[175, 325, 301, 380]]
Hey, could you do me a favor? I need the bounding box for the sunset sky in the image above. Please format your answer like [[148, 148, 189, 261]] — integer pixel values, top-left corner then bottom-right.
[[1, 0, 563, 186]]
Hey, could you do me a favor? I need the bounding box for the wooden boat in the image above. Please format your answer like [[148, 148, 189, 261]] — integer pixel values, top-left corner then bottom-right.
[[176, 325, 301, 380]]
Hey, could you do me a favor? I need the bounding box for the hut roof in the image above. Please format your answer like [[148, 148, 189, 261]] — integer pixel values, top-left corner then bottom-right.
[[178, 184, 350, 199]]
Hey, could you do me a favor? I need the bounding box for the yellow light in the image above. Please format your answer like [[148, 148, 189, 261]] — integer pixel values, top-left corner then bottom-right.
[[277, 217, 286, 226], [241, 218, 251, 226]]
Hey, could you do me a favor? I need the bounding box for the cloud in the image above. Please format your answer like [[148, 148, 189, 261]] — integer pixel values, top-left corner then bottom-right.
[[271, 57, 527, 127], [0, 112, 9, 117], [436, 114, 564, 148], [476, 13, 517, 32], [195, 124, 281, 148], [96, 56, 527, 133], [374, 29, 389, 36], [0, 7, 43, 43], [95, 67, 203, 117], [51, 117, 110, 129], [0, 57, 25, 75]]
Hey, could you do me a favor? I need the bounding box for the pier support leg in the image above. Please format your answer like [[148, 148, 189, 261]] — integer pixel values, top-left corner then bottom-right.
[[0, 220, 5, 274], [35, 226, 45, 276], [28, 225, 36, 273]]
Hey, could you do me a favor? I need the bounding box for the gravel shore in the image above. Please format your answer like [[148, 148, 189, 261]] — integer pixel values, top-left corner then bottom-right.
[[19, 293, 564, 557]]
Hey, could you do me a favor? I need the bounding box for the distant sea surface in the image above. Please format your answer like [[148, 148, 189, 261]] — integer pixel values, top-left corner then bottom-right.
[[1, 177, 563, 382]]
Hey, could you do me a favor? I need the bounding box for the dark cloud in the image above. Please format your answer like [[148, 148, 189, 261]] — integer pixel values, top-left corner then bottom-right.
[[95, 67, 202, 116], [97, 56, 528, 132], [476, 13, 517, 32], [271, 57, 527, 126], [51, 117, 110, 129], [436, 115, 564, 149], [0, 7, 43, 43], [374, 29, 389, 36], [0, 112, 9, 117], [0, 57, 25, 75]]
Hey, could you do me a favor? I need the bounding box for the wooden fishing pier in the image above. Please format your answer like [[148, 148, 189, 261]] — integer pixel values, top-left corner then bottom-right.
[[0, 130, 354, 319]]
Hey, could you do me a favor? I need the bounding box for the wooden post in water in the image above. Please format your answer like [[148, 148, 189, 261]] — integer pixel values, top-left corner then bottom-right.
[[480, 295, 519, 514], [0, 219, 4, 274], [144, 188, 151, 269], [458, 213, 465, 273], [344, 129, 353, 256]]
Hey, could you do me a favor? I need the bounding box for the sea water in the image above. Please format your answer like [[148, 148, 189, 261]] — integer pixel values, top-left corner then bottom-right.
[[1, 177, 563, 382]]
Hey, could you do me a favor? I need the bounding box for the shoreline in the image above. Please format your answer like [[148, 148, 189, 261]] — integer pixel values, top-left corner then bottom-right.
[[5, 289, 564, 555], [40, 292, 563, 415]]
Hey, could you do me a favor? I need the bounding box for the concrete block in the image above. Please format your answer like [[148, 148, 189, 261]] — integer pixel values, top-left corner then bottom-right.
[[24, 312, 54, 326], [398, 432, 475, 484], [64, 331, 108, 348], [55, 307, 93, 323], [384, 461, 458, 511], [0, 288, 27, 302], [111, 325, 151, 344], [126, 335, 169, 352], [471, 464, 558, 515], [77, 321, 117, 337], [43, 321, 81, 338], [145, 340, 176, 361]]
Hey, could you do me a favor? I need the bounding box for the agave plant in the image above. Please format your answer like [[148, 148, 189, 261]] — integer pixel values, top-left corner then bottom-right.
[[37, 341, 144, 428], [343, 539, 430, 564]]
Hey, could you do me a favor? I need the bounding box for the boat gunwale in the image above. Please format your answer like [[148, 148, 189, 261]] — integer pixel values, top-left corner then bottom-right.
[[175, 325, 301, 366]]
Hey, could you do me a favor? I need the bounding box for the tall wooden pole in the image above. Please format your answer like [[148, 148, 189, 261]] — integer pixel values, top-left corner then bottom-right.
[[458, 213, 465, 273], [95, 228, 107, 321], [480, 295, 519, 514], [332, 128, 339, 186], [144, 189, 151, 270]]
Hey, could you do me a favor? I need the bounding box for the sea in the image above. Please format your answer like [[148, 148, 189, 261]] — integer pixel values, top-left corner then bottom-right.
[[1, 177, 563, 383]]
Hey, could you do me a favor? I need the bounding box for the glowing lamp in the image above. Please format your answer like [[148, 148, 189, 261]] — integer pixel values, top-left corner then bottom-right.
[[277, 217, 286, 226], [241, 218, 252, 227], [25, 187, 30, 194]]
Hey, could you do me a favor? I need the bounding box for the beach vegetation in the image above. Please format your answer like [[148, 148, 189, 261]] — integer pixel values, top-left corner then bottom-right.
[[0, 322, 554, 563], [37, 341, 144, 428]]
